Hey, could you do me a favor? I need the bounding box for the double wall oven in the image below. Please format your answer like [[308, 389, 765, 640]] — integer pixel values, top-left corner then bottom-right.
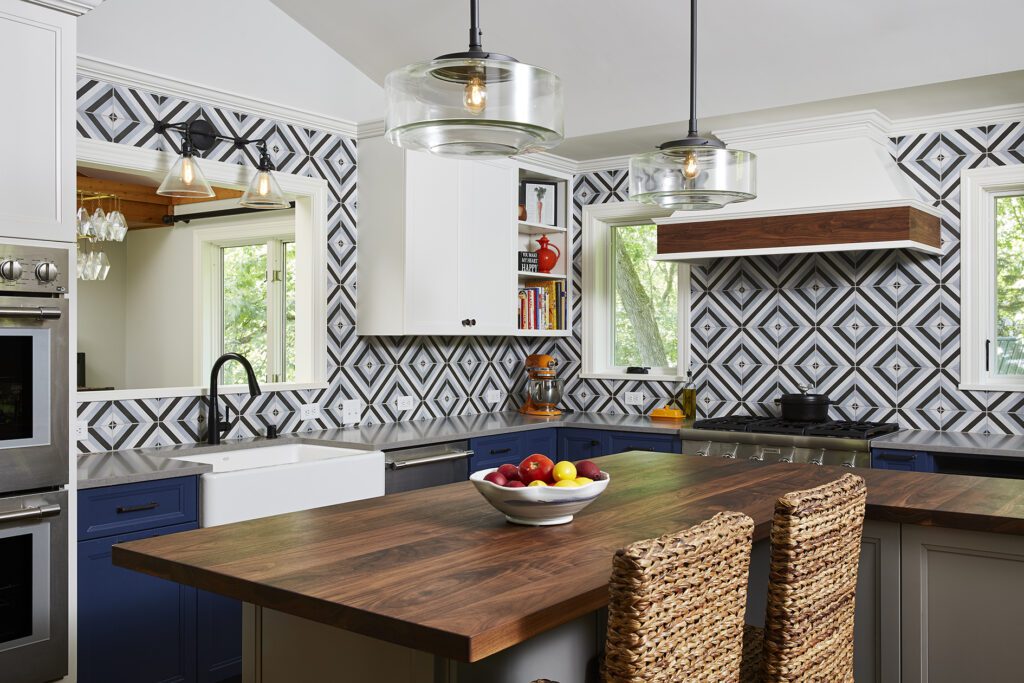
[[0, 242, 69, 683]]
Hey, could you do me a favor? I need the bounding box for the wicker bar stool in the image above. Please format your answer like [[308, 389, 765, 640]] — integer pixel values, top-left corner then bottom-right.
[[532, 510, 755, 683], [740, 472, 867, 683]]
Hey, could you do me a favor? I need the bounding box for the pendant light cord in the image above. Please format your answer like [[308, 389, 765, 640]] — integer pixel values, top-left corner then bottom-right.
[[688, 0, 698, 138], [468, 0, 482, 51]]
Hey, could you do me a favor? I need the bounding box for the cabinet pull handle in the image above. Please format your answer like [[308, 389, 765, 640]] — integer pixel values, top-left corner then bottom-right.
[[116, 502, 159, 514], [490, 448, 512, 454], [878, 453, 915, 462], [589, 440, 600, 446], [986, 339, 991, 372]]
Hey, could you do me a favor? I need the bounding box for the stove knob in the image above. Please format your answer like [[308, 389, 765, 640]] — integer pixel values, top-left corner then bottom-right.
[[35, 261, 59, 283], [0, 259, 22, 281]]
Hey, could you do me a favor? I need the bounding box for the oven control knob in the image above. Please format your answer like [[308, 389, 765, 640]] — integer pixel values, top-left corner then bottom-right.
[[35, 261, 59, 283], [0, 259, 22, 281]]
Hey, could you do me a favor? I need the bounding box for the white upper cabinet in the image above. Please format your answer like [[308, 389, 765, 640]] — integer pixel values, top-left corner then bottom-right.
[[0, 0, 76, 243], [358, 138, 515, 336]]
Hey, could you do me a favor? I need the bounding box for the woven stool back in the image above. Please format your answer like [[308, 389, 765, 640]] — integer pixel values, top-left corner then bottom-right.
[[603, 511, 755, 683], [761, 472, 867, 682]]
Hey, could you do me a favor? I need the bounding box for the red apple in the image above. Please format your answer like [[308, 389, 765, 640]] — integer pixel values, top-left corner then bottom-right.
[[505, 480, 526, 488], [575, 460, 601, 480], [519, 454, 554, 484], [483, 471, 507, 486], [497, 463, 519, 480]]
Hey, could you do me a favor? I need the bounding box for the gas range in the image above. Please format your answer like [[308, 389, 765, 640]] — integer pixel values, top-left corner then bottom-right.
[[684, 417, 901, 468]]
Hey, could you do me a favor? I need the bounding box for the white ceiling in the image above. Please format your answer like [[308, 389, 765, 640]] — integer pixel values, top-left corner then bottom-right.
[[79, 0, 385, 124], [270, 0, 1024, 158]]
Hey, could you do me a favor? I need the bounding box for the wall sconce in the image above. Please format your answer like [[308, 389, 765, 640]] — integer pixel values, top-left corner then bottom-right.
[[155, 119, 290, 209]]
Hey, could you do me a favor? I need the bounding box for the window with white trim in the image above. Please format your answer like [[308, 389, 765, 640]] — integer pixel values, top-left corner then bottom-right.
[[960, 166, 1024, 390], [195, 213, 298, 385], [583, 202, 690, 380]]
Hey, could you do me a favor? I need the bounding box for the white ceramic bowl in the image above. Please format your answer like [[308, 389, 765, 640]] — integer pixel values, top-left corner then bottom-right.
[[469, 468, 611, 526]]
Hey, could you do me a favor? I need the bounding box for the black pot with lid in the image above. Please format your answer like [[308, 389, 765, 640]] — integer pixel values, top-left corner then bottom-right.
[[774, 384, 834, 422]]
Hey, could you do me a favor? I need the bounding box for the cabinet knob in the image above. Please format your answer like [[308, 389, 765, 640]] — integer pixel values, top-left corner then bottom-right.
[[471, 318, 477, 326], [461, 318, 471, 326]]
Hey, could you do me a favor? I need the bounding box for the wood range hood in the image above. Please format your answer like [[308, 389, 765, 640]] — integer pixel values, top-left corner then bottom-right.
[[653, 123, 943, 262]]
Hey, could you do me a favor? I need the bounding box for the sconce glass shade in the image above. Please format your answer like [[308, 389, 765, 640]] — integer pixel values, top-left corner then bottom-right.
[[240, 169, 289, 209], [385, 57, 563, 157], [629, 143, 757, 210], [157, 153, 215, 199]]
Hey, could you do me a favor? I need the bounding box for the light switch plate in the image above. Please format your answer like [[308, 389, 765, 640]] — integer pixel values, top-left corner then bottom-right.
[[484, 389, 502, 404], [625, 391, 645, 406], [396, 395, 414, 410], [341, 399, 362, 424], [75, 420, 89, 440], [300, 403, 321, 420]]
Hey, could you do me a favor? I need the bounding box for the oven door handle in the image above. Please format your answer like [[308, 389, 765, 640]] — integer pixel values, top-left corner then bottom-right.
[[388, 450, 474, 470], [0, 305, 62, 320], [0, 503, 61, 523]]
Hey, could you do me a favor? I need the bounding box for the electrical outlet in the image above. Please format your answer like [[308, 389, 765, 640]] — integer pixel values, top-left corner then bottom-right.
[[300, 403, 321, 420], [484, 389, 502, 405], [75, 420, 89, 440], [396, 395, 414, 410], [341, 399, 362, 424], [625, 391, 645, 406]]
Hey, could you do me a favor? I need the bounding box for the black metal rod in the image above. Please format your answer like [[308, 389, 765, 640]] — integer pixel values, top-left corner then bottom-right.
[[468, 0, 482, 51], [162, 201, 296, 225], [688, 0, 698, 137], [156, 120, 267, 152]]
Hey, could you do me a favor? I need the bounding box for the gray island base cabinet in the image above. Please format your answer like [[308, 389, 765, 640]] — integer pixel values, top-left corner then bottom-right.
[[240, 523, 900, 683]]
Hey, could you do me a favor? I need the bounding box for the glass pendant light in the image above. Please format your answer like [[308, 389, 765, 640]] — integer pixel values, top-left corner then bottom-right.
[[240, 143, 289, 209], [629, 0, 756, 210], [157, 128, 215, 199], [385, 0, 564, 158]]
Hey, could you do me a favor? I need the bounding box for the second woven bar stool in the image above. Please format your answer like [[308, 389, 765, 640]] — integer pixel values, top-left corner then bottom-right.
[[741, 472, 867, 683]]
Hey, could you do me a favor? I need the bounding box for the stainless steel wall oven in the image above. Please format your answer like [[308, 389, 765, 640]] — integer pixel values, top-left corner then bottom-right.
[[0, 242, 69, 682]]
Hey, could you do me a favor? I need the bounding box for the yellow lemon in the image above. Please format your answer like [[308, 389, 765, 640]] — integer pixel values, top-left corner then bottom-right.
[[553, 479, 579, 488], [528, 480, 548, 487], [551, 461, 577, 481], [574, 477, 594, 486]]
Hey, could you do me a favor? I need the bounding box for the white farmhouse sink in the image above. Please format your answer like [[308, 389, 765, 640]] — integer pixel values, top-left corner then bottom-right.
[[172, 443, 384, 527]]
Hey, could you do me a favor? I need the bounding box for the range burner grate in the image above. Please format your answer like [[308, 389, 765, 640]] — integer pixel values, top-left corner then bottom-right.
[[692, 416, 899, 439]]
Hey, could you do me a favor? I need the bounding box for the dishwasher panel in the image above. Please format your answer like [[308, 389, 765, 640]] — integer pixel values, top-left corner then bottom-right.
[[384, 441, 472, 494]]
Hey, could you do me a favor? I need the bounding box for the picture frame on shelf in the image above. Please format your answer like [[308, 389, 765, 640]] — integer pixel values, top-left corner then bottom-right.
[[521, 180, 558, 226]]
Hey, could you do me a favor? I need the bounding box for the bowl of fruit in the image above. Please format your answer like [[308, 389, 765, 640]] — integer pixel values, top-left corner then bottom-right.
[[469, 454, 610, 526]]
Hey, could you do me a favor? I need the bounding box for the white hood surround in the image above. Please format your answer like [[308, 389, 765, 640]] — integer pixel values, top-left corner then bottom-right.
[[654, 111, 943, 261]]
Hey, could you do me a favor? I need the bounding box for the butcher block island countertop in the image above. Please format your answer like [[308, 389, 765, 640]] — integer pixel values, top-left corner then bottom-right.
[[112, 452, 1024, 664]]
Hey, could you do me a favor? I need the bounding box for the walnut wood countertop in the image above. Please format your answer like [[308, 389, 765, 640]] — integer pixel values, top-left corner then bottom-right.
[[112, 453, 1024, 662]]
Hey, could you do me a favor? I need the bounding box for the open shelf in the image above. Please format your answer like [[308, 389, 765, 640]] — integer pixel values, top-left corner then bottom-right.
[[517, 271, 566, 280], [517, 221, 566, 235], [514, 328, 571, 338]]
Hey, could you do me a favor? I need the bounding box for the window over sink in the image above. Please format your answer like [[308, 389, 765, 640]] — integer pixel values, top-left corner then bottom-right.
[[582, 201, 690, 380], [961, 166, 1024, 390]]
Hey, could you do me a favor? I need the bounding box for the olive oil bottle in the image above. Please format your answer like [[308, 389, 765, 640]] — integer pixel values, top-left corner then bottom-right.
[[680, 371, 696, 419]]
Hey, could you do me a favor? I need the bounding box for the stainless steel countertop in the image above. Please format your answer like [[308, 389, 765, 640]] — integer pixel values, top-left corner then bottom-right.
[[871, 429, 1024, 459], [77, 411, 690, 489]]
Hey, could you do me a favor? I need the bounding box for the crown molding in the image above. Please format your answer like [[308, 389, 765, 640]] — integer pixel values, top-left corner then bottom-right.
[[518, 150, 577, 175], [887, 102, 1024, 136], [712, 110, 894, 149], [573, 154, 631, 173], [77, 55, 362, 139], [355, 118, 386, 139], [23, 0, 102, 15]]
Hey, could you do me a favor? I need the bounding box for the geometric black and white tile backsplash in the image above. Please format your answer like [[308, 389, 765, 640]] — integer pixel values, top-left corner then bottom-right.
[[75, 76, 1024, 453]]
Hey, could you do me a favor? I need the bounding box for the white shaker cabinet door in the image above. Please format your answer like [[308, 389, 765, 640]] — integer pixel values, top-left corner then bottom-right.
[[458, 160, 515, 336], [403, 150, 462, 335], [0, 1, 75, 242]]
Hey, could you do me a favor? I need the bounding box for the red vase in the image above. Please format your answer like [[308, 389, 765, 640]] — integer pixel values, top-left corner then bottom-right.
[[535, 235, 561, 273]]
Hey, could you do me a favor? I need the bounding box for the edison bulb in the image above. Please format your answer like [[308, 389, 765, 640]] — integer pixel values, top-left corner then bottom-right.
[[256, 171, 271, 196], [683, 152, 699, 180], [463, 75, 487, 114], [181, 156, 196, 185]]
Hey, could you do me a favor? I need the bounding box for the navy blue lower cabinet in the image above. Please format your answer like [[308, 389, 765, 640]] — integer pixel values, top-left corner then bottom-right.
[[78, 523, 198, 683], [197, 591, 242, 683], [871, 448, 935, 472], [520, 429, 557, 459], [557, 429, 610, 461], [606, 431, 681, 455], [469, 431, 559, 472]]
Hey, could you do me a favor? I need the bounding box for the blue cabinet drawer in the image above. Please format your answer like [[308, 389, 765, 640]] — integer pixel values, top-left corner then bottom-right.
[[871, 449, 935, 473], [558, 429, 610, 460], [78, 522, 198, 683], [469, 431, 559, 473], [607, 431, 681, 454], [79, 476, 198, 541]]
